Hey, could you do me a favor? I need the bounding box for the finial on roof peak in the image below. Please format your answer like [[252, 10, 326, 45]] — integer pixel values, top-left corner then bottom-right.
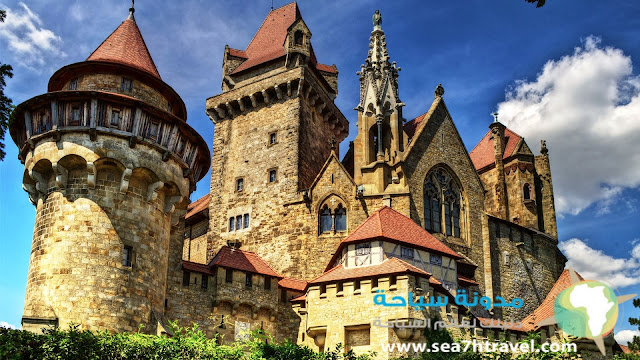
[[372, 10, 382, 30], [435, 84, 445, 98], [128, 0, 135, 20], [492, 112, 499, 123]]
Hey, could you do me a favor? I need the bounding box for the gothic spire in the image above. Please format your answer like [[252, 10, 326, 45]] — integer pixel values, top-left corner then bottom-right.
[[356, 10, 401, 112]]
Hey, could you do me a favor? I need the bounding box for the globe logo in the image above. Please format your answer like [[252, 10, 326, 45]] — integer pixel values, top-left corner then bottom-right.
[[553, 280, 618, 338], [535, 269, 636, 356]]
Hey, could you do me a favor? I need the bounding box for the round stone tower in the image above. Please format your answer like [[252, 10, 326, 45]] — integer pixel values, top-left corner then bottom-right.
[[9, 6, 210, 333]]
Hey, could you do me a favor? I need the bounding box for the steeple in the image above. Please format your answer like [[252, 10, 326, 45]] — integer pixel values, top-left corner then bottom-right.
[[86, 2, 160, 79], [353, 10, 406, 193]]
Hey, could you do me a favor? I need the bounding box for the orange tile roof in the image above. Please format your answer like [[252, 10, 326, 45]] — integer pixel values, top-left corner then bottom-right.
[[230, 2, 335, 75], [340, 206, 462, 259], [182, 260, 215, 275], [291, 294, 306, 302], [316, 63, 337, 73], [404, 111, 429, 139], [469, 126, 523, 171], [210, 246, 281, 278], [227, 48, 248, 58], [519, 269, 583, 331], [278, 277, 308, 291], [87, 16, 160, 79], [310, 257, 432, 284], [185, 194, 209, 219]]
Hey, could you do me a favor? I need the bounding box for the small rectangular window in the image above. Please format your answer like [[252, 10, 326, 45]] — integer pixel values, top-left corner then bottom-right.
[[280, 289, 287, 303], [269, 169, 277, 183], [236, 178, 244, 192], [122, 245, 132, 267], [245, 273, 252, 288], [121, 77, 133, 92], [430, 254, 443, 266], [401, 246, 414, 260], [264, 276, 271, 290], [229, 217, 235, 231], [110, 109, 120, 127], [225, 268, 233, 283], [356, 243, 371, 255], [243, 214, 250, 229], [201, 274, 208, 289], [71, 105, 81, 125], [69, 78, 78, 90], [182, 271, 190, 286], [269, 132, 277, 145], [148, 121, 159, 140], [236, 215, 242, 230]]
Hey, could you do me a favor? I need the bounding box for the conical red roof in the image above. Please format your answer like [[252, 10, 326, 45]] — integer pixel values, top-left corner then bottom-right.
[[87, 15, 161, 79]]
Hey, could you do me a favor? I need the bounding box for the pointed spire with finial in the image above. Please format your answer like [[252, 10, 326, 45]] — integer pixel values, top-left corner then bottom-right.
[[128, 0, 135, 20]]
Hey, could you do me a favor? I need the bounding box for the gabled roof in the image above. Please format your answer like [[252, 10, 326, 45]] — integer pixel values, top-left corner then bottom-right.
[[309, 150, 356, 191], [209, 246, 282, 278], [519, 269, 584, 331], [310, 257, 432, 284], [279, 277, 308, 292], [339, 206, 462, 259], [230, 2, 335, 75], [469, 126, 523, 171], [87, 15, 161, 79], [182, 260, 215, 275], [404, 111, 429, 139], [185, 194, 209, 220]]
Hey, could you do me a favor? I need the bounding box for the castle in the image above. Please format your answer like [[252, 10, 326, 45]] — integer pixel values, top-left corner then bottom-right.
[[10, 2, 605, 358]]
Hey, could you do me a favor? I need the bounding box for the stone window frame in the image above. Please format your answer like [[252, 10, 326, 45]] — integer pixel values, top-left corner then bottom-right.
[[228, 213, 250, 232], [235, 177, 244, 192], [122, 244, 133, 268], [268, 131, 277, 146], [268, 168, 277, 184], [423, 165, 465, 239], [318, 196, 348, 235]]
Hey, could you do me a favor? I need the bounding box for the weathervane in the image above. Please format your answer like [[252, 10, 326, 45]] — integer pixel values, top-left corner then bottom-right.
[[128, 0, 135, 18]]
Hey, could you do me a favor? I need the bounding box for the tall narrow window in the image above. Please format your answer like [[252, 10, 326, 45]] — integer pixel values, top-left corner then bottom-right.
[[444, 202, 452, 236], [243, 214, 250, 229], [523, 183, 531, 200], [236, 178, 244, 192], [452, 203, 460, 238], [320, 206, 332, 233], [269, 169, 277, 183], [229, 217, 235, 232], [121, 77, 133, 92], [225, 268, 233, 283], [294, 30, 303, 46], [122, 245, 133, 267], [354, 280, 361, 291], [245, 273, 252, 288], [423, 167, 462, 237], [110, 109, 120, 128], [269, 132, 277, 145], [69, 78, 78, 90], [182, 271, 190, 286], [335, 205, 346, 231], [264, 276, 271, 290], [201, 274, 208, 289], [432, 197, 441, 233], [71, 105, 81, 125], [235, 215, 242, 231]]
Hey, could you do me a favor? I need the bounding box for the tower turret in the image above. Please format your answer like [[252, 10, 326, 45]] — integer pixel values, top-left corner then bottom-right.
[[353, 10, 407, 194], [9, 5, 210, 333]]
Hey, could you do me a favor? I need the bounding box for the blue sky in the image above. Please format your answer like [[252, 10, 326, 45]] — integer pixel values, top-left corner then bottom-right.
[[1, 0, 640, 344]]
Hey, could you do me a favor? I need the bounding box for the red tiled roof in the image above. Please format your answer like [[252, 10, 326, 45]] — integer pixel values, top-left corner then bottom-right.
[[458, 275, 479, 286], [185, 194, 209, 219], [210, 246, 281, 278], [230, 3, 335, 75], [519, 269, 584, 331], [182, 260, 215, 275], [279, 277, 308, 292], [87, 17, 160, 79], [469, 127, 523, 171], [228, 48, 248, 58], [310, 257, 432, 284], [291, 294, 306, 302], [341, 206, 462, 259], [404, 111, 429, 139]]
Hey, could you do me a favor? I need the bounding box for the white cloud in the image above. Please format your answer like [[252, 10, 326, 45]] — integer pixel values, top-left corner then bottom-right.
[[615, 329, 640, 346], [497, 36, 640, 215], [559, 238, 640, 288], [0, 321, 16, 329], [0, 2, 65, 68]]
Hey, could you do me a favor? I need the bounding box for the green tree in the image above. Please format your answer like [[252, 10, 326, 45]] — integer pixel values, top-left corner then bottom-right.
[[628, 298, 640, 351], [0, 9, 15, 162]]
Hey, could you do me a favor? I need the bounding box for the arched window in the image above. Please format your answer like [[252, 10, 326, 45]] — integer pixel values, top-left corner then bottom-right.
[[523, 183, 531, 200], [320, 206, 332, 233], [423, 167, 463, 238], [335, 205, 347, 231]]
